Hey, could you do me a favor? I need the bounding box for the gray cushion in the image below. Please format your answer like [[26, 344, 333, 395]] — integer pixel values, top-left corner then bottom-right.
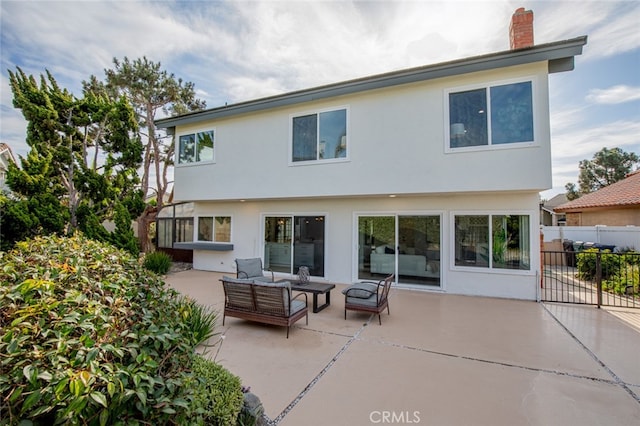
[[256, 280, 290, 289], [290, 299, 306, 315], [222, 276, 253, 285], [252, 275, 273, 283], [236, 258, 264, 278], [346, 294, 379, 307], [342, 282, 378, 299]]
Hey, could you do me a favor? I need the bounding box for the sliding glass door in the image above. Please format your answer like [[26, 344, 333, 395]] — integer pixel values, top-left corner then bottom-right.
[[264, 215, 325, 276], [358, 216, 396, 281], [358, 214, 441, 287]]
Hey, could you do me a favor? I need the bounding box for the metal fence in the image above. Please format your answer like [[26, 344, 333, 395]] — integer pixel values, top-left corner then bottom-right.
[[541, 250, 640, 309]]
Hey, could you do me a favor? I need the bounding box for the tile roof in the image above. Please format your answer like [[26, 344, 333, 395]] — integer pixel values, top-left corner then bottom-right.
[[554, 170, 640, 212]]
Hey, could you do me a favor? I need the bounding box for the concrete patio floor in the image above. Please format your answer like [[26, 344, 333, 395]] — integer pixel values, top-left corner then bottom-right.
[[166, 270, 640, 426]]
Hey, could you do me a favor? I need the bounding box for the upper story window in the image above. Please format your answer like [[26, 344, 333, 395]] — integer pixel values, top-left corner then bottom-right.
[[198, 216, 231, 242], [291, 108, 347, 163], [178, 130, 214, 164], [446, 79, 534, 150]]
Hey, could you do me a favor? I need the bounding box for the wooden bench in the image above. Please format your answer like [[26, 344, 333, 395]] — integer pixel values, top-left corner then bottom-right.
[[220, 277, 308, 338]]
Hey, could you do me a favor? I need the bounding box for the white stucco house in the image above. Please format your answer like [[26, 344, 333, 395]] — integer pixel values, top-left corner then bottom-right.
[[0, 143, 17, 193], [155, 9, 587, 300]]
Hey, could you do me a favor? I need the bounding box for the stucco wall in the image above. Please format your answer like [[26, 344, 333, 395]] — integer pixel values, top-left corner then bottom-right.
[[189, 192, 540, 300], [565, 207, 640, 226], [173, 62, 551, 202]]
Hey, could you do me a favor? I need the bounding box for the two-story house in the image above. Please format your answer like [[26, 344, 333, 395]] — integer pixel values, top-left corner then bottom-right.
[[156, 9, 587, 300]]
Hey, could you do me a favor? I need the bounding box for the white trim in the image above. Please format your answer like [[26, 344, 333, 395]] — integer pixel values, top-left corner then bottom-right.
[[175, 126, 217, 167], [443, 76, 539, 154], [260, 212, 328, 279], [195, 214, 233, 244], [288, 105, 350, 166], [449, 210, 536, 276], [352, 211, 445, 289]]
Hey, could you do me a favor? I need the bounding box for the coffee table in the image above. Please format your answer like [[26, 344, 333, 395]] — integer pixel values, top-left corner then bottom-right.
[[287, 281, 336, 313]]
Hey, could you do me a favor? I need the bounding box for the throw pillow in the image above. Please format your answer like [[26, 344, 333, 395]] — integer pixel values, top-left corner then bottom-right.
[[342, 282, 378, 299]]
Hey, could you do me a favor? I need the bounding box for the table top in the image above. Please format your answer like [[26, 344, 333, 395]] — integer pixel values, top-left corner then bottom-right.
[[286, 280, 336, 293]]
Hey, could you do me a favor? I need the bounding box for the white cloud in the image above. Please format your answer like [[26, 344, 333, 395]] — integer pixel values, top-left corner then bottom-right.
[[586, 85, 640, 104], [547, 119, 640, 196], [1, 0, 638, 192], [533, 1, 640, 59]]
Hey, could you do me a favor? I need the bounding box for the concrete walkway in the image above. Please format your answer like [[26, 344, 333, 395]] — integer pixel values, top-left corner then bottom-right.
[[166, 270, 640, 426]]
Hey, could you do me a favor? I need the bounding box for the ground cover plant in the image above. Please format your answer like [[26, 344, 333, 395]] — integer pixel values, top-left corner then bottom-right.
[[0, 233, 243, 425]]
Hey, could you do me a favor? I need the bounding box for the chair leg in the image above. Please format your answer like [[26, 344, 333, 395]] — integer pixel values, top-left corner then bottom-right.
[[286, 326, 290, 339], [344, 308, 347, 320], [378, 314, 382, 325]]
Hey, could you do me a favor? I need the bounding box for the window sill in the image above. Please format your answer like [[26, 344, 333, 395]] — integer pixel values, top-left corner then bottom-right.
[[173, 242, 233, 251]]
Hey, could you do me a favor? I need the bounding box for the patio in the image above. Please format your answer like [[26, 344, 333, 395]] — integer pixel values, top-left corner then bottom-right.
[[166, 270, 640, 425]]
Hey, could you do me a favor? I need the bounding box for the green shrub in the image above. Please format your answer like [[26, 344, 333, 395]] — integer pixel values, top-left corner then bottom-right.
[[186, 355, 244, 426], [143, 250, 172, 275], [576, 248, 620, 280], [0, 233, 218, 425], [177, 295, 218, 347], [603, 262, 640, 295]]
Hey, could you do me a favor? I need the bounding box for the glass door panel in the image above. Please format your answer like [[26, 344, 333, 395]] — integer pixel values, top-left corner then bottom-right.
[[398, 216, 441, 286], [264, 216, 292, 273], [294, 216, 325, 277], [358, 216, 396, 281]]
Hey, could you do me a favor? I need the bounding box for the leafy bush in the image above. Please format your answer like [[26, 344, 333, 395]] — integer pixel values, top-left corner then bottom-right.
[[603, 265, 639, 295], [143, 250, 172, 275], [177, 295, 218, 347], [186, 355, 244, 426], [576, 248, 620, 280], [602, 251, 640, 295], [0, 233, 241, 425]]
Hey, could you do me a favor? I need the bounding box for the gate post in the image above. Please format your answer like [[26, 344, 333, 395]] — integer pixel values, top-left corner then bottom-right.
[[596, 252, 602, 308]]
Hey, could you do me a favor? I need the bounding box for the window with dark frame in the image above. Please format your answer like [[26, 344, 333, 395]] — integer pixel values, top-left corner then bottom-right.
[[448, 81, 533, 149], [178, 130, 215, 164], [292, 109, 347, 163]]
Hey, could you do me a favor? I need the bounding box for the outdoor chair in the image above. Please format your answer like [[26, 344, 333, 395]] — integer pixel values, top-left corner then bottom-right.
[[235, 258, 274, 282], [342, 274, 394, 325]]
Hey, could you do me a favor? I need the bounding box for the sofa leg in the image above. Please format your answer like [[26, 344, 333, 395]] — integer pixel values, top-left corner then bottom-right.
[[286, 326, 290, 339]]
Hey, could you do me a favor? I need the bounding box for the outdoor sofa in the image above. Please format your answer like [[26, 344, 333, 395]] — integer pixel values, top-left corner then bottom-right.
[[220, 276, 308, 338]]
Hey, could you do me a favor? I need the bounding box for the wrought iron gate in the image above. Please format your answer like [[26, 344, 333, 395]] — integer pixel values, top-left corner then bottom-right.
[[541, 250, 639, 309]]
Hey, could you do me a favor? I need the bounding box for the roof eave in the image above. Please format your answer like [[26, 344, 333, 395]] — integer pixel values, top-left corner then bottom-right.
[[156, 36, 587, 130]]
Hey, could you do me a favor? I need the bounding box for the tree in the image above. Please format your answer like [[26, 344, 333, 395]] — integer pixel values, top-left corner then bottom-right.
[[0, 149, 69, 250], [100, 57, 206, 252], [566, 147, 639, 198], [564, 182, 579, 201], [2, 67, 144, 251]]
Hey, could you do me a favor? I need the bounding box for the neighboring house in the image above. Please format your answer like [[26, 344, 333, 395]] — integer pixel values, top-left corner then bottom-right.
[[540, 193, 567, 226], [0, 143, 17, 193], [554, 170, 640, 226], [155, 9, 587, 300]]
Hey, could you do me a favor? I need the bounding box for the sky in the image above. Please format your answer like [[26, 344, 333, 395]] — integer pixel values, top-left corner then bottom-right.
[[1, 0, 639, 200]]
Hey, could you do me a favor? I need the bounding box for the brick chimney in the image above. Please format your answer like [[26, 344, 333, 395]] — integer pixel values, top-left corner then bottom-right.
[[509, 7, 534, 49]]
